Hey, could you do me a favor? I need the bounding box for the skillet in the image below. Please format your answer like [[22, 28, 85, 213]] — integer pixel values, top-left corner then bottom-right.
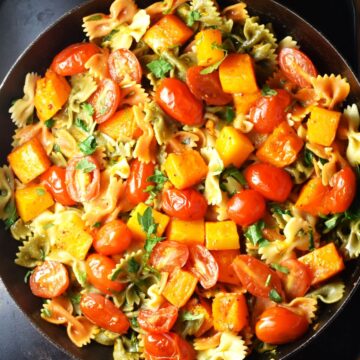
[[0, 0, 359, 359]]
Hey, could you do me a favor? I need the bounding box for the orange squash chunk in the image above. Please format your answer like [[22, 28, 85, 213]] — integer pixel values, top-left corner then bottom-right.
[[195, 29, 225, 66], [233, 91, 261, 115], [211, 250, 241, 285], [184, 298, 213, 337]]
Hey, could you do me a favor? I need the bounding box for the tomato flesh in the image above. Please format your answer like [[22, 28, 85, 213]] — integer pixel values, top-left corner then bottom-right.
[[51, 42, 100, 76], [162, 188, 207, 220], [80, 293, 130, 334], [108, 48, 142, 84], [244, 162, 293, 202], [255, 306, 309, 344], [156, 78, 204, 126], [85, 254, 125, 295], [232, 255, 284, 299], [188, 244, 219, 289], [126, 159, 155, 205], [279, 47, 318, 88], [227, 189, 266, 227], [88, 78, 121, 124], [65, 155, 100, 202], [150, 240, 189, 273], [94, 220, 132, 255], [29, 261, 69, 299], [249, 89, 292, 134], [186, 66, 232, 106], [138, 303, 178, 333]]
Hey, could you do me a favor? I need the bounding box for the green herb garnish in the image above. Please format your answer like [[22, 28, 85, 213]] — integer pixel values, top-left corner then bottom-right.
[[79, 135, 97, 155], [265, 274, 272, 287], [271, 263, 290, 274], [144, 170, 168, 204], [4, 202, 18, 229], [221, 166, 247, 185], [93, 222, 101, 228], [224, 106, 235, 123], [244, 220, 269, 247], [261, 84, 277, 96], [147, 59, 174, 79], [24, 270, 34, 283], [128, 258, 140, 273], [44, 119, 55, 128], [36, 188, 46, 196], [180, 311, 205, 321], [75, 158, 96, 173], [269, 289, 283, 303], [75, 118, 89, 132], [81, 102, 94, 117], [308, 228, 315, 251], [41, 307, 52, 318], [187, 10, 201, 26]]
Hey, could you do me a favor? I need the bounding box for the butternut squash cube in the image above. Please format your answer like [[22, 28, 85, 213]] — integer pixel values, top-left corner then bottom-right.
[[233, 91, 261, 115], [98, 107, 140, 141], [212, 293, 248, 332], [215, 126, 254, 168], [34, 69, 71, 121], [164, 150, 208, 190], [166, 219, 205, 245], [298, 243, 344, 285], [127, 203, 170, 243], [184, 298, 213, 337], [163, 267, 198, 307], [48, 211, 93, 260], [15, 185, 54, 222], [211, 250, 241, 284], [195, 29, 225, 67], [8, 137, 51, 184], [206, 221, 240, 250], [144, 14, 193, 52], [307, 106, 341, 146], [219, 54, 259, 94]]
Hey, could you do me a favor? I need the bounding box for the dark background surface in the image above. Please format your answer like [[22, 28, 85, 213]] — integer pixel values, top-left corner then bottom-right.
[[0, 0, 359, 359]]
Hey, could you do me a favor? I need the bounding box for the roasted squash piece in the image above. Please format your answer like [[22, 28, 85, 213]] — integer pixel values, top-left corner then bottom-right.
[[166, 219, 205, 246], [195, 29, 225, 67], [211, 250, 241, 285], [205, 221, 240, 250]]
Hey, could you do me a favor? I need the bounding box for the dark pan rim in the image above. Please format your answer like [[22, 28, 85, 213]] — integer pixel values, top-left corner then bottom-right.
[[0, 1, 359, 360]]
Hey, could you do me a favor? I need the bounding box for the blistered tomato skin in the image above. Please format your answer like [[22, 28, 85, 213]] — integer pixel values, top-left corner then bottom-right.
[[255, 306, 309, 344], [155, 78, 204, 126], [227, 190, 266, 227]]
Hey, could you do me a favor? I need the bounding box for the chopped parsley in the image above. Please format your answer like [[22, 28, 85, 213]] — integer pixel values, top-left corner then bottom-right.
[[92, 222, 101, 228], [79, 135, 97, 155], [270, 203, 292, 216], [53, 144, 61, 153], [269, 289, 283, 303], [24, 270, 34, 283], [144, 170, 168, 204], [44, 119, 55, 128], [75, 118, 89, 132], [4, 202, 18, 229], [180, 311, 205, 321], [271, 263, 290, 274], [261, 84, 277, 96], [200, 57, 226, 75], [69, 293, 81, 305], [224, 106, 235, 123], [41, 307, 52, 318], [308, 228, 315, 251], [81, 102, 94, 117], [36, 188, 46, 196], [244, 220, 269, 248], [187, 10, 201, 26], [75, 158, 97, 173], [221, 166, 247, 185], [147, 59, 174, 79]]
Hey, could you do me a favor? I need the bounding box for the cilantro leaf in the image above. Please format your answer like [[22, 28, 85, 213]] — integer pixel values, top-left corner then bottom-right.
[[79, 135, 97, 155], [75, 158, 97, 173], [180, 311, 205, 321], [187, 10, 201, 26], [24, 269, 34, 283], [323, 213, 343, 231], [144, 170, 168, 204], [69, 293, 81, 305], [75, 118, 89, 132], [81, 103, 94, 117], [44, 119, 55, 128], [270, 203, 291, 216], [4, 202, 18, 229], [221, 166, 247, 185], [224, 106, 235, 123], [308, 228, 315, 251], [147, 59, 173, 79], [244, 220, 267, 247], [41, 307, 52, 318], [261, 84, 277, 96], [269, 289, 283, 303], [93, 222, 101, 228], [200, 57, 226, 75], [271, 263, 290, 274], [36, 188, 46, 196]]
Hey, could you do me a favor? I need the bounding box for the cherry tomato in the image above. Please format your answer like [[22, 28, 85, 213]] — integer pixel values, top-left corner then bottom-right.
[[227, 190, 266, 227], [278, 48, 318, 88], [188, 244, 219, 289], [155, 78, 204, 126], [108, 49, 142, 84], [65, 155, 100, 202], [244, 162, 293, 202], [29, 261, 69, 299], [144, 332, 195, 360], [93, 220, 132, 255], [138, 303, 178, 333], [85, 254, 125, 295], [80, 293, 129, 334], [51, 42, 100, 76], [40, 165, 76, 206], [88, 78, 121, 124], [162, 188, 208, 220], [325, 166, 356, 214], [150, 240, 189, 272], [255, 306, 309, 344], [249, 89, 292, 134], [277, 259, 312, 300], [186, 66, 232, 106], [126, 159, 155, 205], [232, 255, 284, 299]]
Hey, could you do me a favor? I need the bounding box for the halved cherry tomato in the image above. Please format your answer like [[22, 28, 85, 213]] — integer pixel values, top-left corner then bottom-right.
[[40, 165, 76, 206], [144, 332, 195, 360], [150, 240, 189, 272], [227, 189, 266, 227], [108, 49, 142, 84], [325, 166, 356, 214], [249, 89, 292, 134], [278, 48, 318, 88], [80, 293, 129, 334], [188, 244, 219, 289], [29, 260, 69, 299], [162, 188, 208, 220], [126, 159, 155, 205], [244, 162, 293, 202], [156, 78, 204, 126], [51, 42, 100, 76], [138, 302, 178, 333], [232, 255, 284, 299], [186, 66, 232, 106], [88, 78, 121, 124], [65, 155, 100, 202], [277, 259, 312, 300], [85, 254, 125, 295], [93, 220, 132, 255], [255, 306, 309, 344]]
